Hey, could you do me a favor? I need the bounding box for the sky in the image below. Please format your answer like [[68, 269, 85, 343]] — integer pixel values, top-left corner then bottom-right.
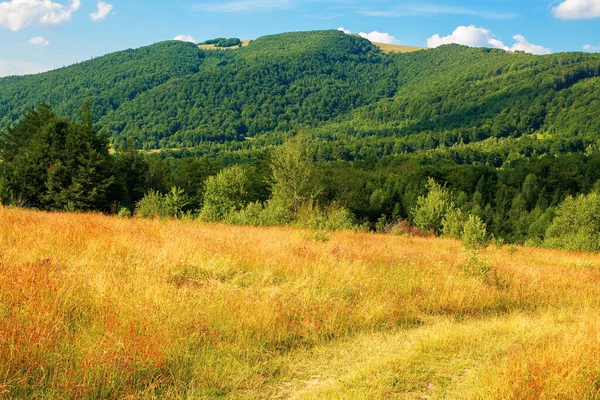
[[0, 0, 599, 77]]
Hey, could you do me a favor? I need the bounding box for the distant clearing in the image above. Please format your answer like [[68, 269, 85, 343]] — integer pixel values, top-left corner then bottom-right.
[[374, 42, 424, 53], [198, 39, 251, 50], [197, 40, 422, 54]]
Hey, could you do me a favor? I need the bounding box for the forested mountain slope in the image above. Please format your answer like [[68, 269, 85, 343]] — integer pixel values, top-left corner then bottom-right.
[[1, 29, 600, 159]]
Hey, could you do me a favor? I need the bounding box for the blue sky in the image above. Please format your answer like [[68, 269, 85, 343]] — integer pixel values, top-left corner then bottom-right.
[[0, 0, 599, 77]]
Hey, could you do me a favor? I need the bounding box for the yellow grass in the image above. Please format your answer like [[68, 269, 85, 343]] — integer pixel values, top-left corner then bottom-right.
[[1, 206, 600, 398], [198, 40, 251, 51], [373, 42, 424, 54]]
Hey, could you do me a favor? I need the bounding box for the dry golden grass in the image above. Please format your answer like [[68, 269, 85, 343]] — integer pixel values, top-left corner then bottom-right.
[[373, 42, 424, 54], [198, 40, 251, 51], [1, 206, 600, 398]]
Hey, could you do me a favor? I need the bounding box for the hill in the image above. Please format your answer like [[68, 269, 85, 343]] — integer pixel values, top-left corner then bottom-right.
[[1, 29, 599, 159], [2, 206, 600, 398]]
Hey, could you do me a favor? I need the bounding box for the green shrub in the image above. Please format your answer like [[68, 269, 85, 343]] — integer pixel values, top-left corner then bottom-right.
[[461, 249, 492, 278], [544, 194, 600, 252], [462, 214, 489, 249], [442, 208, 467, 239], [412, 178, 455, 235], [163, 187, 191, 218], [134, 187, 191, 219], [117, 207, 132, 218], [134, 190, 165, 219], [296, 203, 356, 231], [199, 166, 251, 222], [223, 201, 265, 226]]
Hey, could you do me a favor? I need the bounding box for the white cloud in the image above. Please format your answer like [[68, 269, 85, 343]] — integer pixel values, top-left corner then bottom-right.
[[90, 1, 113, 21], [427, 25, 507, 49], [338, 26, 400, 45], [191, 0, 292, 13], [0, 0, 80, 31], [359, 31, 400, 45], [28, 36, 49, 45], [173, 34, 196, 43], [584, 43, 600, 51], [0, 59, 53, 77], [427, 25, 551, 55], [552, 0, 600, 20], [510, 34, 551, 55]]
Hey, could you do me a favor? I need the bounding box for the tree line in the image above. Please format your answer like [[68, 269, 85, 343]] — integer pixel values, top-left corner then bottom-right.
[[1, 104, 599, 253]]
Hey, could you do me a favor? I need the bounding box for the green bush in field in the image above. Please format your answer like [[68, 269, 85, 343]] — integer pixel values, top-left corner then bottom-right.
[[117, 207, 132, 218], [164, 187, 191, 218], [442, 208, 467, 239], [544, 193, 600, 252], [223, 201, 265, 226], [462, 214, 489, 250], [199, 166, 252, 222], [296, 202, 356, 231], [134, 187, 191, 219], [412, 178, 455, 235], [134, 190, 165, 219]]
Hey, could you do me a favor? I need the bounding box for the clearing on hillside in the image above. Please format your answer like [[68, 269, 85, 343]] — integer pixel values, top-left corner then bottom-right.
[[373, 42, 424, 53], [198, 39, 252, 50]]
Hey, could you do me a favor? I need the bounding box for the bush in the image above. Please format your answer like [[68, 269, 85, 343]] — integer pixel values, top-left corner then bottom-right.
[[117, 207, 132, 218], [134, 187, 191, 219], [134, 190, 165, 219], [199, 166, 251, 222], [412, 178, 455, 235], [442, 208, 467, 239], [223, 201, 265, 226], [295, 202, 356, 231], [544, 194, 600, 252], [163, 187, 191, 218], [462, 215, 489, 249]]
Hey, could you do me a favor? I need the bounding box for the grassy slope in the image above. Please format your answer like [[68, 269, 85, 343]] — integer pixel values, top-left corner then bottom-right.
[[198, 40, 252, 51], [2, 207, 600, 398], [373, 42, 424, 53], [197, 40, 422, 53]]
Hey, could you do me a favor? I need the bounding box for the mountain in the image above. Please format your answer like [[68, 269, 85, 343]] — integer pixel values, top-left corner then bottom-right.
[[1, 30, 600, 164]]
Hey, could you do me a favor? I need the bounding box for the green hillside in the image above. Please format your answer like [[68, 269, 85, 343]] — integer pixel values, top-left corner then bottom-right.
[[1, 30, 599, 159]]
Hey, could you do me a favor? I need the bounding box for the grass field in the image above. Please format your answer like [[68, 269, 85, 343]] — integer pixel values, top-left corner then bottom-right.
[[372, 42, 424, 54], [198, 40, 251, 51], [2, 206, 600, 398]]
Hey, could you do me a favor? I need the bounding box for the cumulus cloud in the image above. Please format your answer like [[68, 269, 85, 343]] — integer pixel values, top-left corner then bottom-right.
[[510, 34, 551, 55], [337, 26, 400, 45], [28, 36, 49, 46], [173, 34, 196, 43], [0, 0, 80, 31], [427, 25, 550, 55], [90, 1, 113, 21], [583, 43, 600, 51], [427, 25, 506, 49], [0, 59, 53, 77], [552, 0, 600, 20]]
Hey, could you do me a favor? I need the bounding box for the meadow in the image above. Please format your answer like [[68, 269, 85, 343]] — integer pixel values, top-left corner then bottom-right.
[[1, 206, 600, 399]]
